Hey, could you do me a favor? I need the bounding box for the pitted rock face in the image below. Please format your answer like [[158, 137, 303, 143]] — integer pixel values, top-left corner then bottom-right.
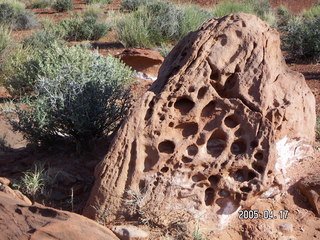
[[84, 14, 315, 231]]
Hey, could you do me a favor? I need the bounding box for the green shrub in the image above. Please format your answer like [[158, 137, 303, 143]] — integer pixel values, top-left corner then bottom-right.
[[0, 44, 32, 88], [85, 0, 112, 4], [11, 44, 134, 147], [212, 0, 276, 26], [303, 1, 320, 19], [276, 5, 291, 30], [0, 25, 12, 54], [83, 3, 104, 19], [116, 1, 210, 47], [213, 1, 254, 17], [60, 16, 108, 41], [28, 0, 52, 9], [284, 16, 320, 62], [179, 4, 212, 38], [116, 10, 152, 47], [120, 0, 147, 11], [52, 0, 73, 12], [0, 1, 38, 30]]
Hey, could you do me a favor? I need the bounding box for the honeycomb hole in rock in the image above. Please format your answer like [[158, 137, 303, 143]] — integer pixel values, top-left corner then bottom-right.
[[197, 86, 208, 99], [208, 174, 221, 185], [196, 133, 206, 145], [188, 86, 196, 92], [233, 168, 257, 182], [158, 140, 175, 154], [174, 97, 195, 115], [144, 108, 153, 121], [205, 188, 215, 206], [159, 114, 165, 121], [250, 140, 258, 148], [144, 145, 160, 172], [254, 151, 264, 161], [231, 139, 247, 155], [201, 100, 216, 118], [187, 144, 198, 156], [210, 67, 220, 81], [224, 115, 239, 128], [192, 173, 206, 182], [160, 166, 169, 173], [224, 73, 238, 90], [182, 156, 193, 163], [168, 101, 173, 107], [175, 122, 198, 137], [207, 129, 227, 157], [219, 189, 230, 197], [252, 162, 265, 174], [168, 122, 174, 127], [240, 186, 252, 193]]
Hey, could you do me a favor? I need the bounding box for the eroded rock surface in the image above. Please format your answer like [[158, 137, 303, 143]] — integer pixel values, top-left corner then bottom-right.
[[84, 13, 315, 232], [0, 192, 119, 240]]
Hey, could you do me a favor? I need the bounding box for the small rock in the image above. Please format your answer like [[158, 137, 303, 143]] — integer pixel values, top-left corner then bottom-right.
[[279, 223, 293, 233], [297, 174, 320, 217], [0, 177, 10, 185], [111, 225, 149, 240]]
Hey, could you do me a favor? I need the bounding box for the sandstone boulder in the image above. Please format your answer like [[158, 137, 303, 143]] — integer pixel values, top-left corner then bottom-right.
[[83, 13, 315, 232], [0, 192, 119, 240]]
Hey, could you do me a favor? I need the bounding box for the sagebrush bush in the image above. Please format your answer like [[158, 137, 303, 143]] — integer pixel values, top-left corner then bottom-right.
[[11, 44, 134, 148], [85, 0, 112, 4], [59, 16, 108, 41], [0, 44, 32, 88], [212, 0, 276, 26], [276, 6, 291, 30], [213, 1, 254, 17], [116, 1, 211, 47], [83, 3, 104, 19], [120, 0, 146, 11], [303, 1, 320, 19], [28, 0, 51, 9], [284, 16, 320, 62], [0, 1, 38, 30], [52, 0, 73, 12], [0, 25, 12, 54]]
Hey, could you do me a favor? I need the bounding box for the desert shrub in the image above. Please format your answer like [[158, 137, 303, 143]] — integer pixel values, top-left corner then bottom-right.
[[303, 1, 320, 19], [23, 28, 64, 49], [0, 1, 38, 30], [284, 16, 320, 62], [83, 3, 104, 19], [0, 25, 12, 54], [116, 1, 210, 47], [0, 44, 32, 89], [179, 4, 212, 38], [59, 16, 108, 41], [116, 9, 153, 47], [213, 1, 254, 17], [276, 5, 291, 30], [120, 0, 147, 11], [85, 0, 112, 4], [28, 0, 51, 9], [52, 0, 73, 12], [212, 0, 276, 26], [11, 44, 134, 147]]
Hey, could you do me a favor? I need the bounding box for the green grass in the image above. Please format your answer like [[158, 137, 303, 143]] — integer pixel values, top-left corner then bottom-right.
[[83, 3, 104, 19], [0, 25, 12, 54], [213, 1, 254, 17], [85, 0, 112, 4]]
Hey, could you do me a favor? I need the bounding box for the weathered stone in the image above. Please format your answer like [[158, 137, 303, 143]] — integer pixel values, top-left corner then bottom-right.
[[297, 173, 320, 216], [111, 225, 149, 240], [279, 223, 293, 233], [83, 13, 315, 232], [0, 192, 119, 240]]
